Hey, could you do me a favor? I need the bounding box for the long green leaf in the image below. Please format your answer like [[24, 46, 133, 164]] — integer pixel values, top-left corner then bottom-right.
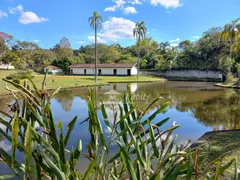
[[11, 113, 19, 166], [83, 158, 97, 180], [64, 116, 78, 147]]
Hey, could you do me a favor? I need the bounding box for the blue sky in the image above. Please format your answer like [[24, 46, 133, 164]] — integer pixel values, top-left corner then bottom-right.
[[0, 0, 239, 49]]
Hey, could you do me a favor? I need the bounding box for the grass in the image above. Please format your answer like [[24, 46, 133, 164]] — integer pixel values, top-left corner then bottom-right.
[[0, 70, 164, 95], [192, 130, 240, 176]]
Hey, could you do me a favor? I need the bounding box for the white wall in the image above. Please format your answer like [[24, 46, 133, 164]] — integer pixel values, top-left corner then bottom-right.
[[71, 67, 137, 76], [140, 70, 223, 79], [44, 68, 63, 74], [0, 63, 15, 69], [131, 67, 138, 75]]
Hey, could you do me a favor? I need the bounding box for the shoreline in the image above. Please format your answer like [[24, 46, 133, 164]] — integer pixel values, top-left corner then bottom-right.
[[0, 79, 165, 98], [214, 83, 240, 89]]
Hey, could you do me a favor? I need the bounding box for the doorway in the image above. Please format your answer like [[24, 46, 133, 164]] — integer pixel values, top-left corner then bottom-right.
[[127, 69, 131, 76], [98, 69, 102, 75], [113, 69, 117, 76]]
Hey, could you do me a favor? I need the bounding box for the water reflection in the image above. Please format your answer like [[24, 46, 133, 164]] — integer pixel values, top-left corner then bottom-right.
[[0, 82, 240, 143], [0, 81, 240, 174]]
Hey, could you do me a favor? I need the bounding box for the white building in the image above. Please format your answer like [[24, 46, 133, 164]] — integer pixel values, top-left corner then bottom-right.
[[0, 63, 15, 70], [69, 63, 137, 76], [44, 65, 63, 74]]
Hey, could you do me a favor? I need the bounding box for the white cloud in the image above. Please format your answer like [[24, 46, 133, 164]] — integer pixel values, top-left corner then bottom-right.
[[170, 43, 179, 47], [33, 39, 39, 43], [129, 0, 142, 5], [123, 6, 137, 14], [192, 36, 200, 39], [9, 4, 48, 24], [115, 0, 126, 7], [88, 17, 135, 44], [19, 11, 48, 24], [170, 38, 180, 42], [76, 41, 86, 44], [104, 0, 126, 12], [9, 4, 24, 14], [150, 0, 181, 8], [88, 36, 107, 44], [100, 17, 135, 42], [104, 6, 117, 12], [0, 10, 8, 19]]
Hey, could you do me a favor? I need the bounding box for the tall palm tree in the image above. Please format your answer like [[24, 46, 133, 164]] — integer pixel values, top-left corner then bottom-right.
[[88, 11, 103, 82], [221, 18, 240, 58], [231, 34, 240, 55], [133, 21, 147, 79]]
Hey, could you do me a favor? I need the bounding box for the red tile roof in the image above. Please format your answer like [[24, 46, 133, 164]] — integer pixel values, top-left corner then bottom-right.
[[69, 63, 136, 68], [45, 65, 61, 69]]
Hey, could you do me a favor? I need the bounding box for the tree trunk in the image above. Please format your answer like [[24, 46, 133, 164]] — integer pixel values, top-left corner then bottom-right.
[[95, 20, 97, 83], [137, 46, 140, 79]]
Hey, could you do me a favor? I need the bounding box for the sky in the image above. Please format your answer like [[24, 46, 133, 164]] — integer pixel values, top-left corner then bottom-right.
[[0, 0, 239, 49]]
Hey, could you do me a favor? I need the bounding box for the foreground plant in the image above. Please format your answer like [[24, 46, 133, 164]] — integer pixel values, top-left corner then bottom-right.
[[0, 74, 238, 179]]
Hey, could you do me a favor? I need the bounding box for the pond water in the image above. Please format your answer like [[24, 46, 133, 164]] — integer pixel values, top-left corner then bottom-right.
[[0, 81, 240, 174]]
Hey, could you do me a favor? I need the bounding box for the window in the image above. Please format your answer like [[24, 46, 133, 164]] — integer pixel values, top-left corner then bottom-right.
[[84, 69, 86, 75]]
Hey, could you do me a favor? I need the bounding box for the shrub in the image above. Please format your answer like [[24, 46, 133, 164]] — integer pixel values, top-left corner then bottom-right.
[[225, 72, 235, 84], [12, 78, 20, 84], [6, 69, 34, 80], [0, 75, 237, 179]]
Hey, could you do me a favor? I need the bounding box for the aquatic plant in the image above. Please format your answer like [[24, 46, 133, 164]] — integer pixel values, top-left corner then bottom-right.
[[0, 74, 238, 179]]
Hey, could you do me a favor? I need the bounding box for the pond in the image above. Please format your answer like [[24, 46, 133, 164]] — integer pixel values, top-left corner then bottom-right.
[[0, 81, 240, 174]]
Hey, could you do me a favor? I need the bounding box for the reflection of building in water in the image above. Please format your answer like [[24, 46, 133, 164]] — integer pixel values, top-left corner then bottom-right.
[[100, 83, 138, 93]]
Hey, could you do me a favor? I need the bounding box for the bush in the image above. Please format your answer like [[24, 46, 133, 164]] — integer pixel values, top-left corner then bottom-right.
[[12, 78, 20, 84], [225, 72, 235, 84], [6, 69, 34, 80]]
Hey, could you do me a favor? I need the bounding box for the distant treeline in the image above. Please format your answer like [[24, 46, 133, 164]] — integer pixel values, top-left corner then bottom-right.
[[0, 18, 239, 74]]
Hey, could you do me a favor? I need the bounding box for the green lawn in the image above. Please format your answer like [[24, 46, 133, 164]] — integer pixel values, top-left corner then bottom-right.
[[0, 70, 164, 95]]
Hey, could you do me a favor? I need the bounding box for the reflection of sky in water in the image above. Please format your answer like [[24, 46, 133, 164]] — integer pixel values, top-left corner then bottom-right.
[[0, 81, 239, 175]]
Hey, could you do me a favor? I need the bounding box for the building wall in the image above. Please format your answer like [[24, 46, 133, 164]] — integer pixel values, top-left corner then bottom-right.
[[0, 63, 15, 70], [140, 70, 223, 81], [44, 67, 63, 74], [71, 67, 137, 76], [131, 66, 138, 75]]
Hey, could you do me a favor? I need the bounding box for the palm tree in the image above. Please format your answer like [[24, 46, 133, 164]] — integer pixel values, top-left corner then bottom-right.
[[231, 34, 240, 55], [221, 18, 240, 58], [133, 21, 147, 79], [88, 11, 103, 82]]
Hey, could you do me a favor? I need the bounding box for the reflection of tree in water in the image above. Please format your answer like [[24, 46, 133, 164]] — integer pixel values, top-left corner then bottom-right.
[[55, 90, 76, 112], [0, 96, 13, 114], [48, 82, 240, 130], [178, 90, 240, 130]]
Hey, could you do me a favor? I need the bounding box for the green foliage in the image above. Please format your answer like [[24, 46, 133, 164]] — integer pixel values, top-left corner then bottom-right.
[[225, 72, 235, 84], [219, 56, 235, 72], [0, 75, 236, 179], [6, 69, 34, 80], [12, 78, 20, 84]]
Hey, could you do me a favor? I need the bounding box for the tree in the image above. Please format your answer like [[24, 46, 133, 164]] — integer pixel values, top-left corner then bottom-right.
[[133, 21, 147, 79], [231, 34, 240, 55], [178, 40, 193, 51], [221, 18, 240, 58], [88, 11, 103, 82], [1, 51, 20, 69], [54, 37, 73, 59]]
